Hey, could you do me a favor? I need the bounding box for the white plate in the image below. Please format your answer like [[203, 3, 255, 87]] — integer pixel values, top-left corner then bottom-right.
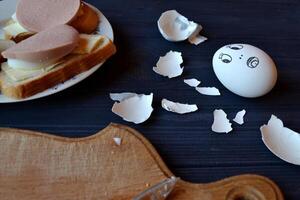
[[0, 1, 114, 103]]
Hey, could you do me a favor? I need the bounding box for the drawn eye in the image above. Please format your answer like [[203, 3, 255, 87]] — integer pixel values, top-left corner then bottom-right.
[[247, 57, 259, 68], [227, 44, 244, 50], [219, 53, 232, 63]]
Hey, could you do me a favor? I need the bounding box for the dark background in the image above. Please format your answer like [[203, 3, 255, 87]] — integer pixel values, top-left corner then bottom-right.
[[1, 0, 300, 199]]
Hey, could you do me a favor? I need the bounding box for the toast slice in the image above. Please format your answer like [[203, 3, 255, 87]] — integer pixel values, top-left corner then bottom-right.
[[0, 35, 116, 99], [70, 3, 99, 34]]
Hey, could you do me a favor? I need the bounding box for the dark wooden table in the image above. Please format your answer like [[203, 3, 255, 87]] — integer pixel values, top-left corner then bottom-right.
[[1, 0, 300, 199]]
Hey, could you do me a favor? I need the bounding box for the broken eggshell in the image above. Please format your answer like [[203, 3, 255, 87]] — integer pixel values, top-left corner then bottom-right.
[[157, 10, 206, 45], [113, 137, 122, 146], [184, 78, 201, 87], [196, 87, 221, 96], [110, 92, 137, 102], [153, 50, 184, 78], [158, 10, 197, 42], [260, 115, 300, 165], [188, 35, 207, 46], [187, 25, 207, 45], [161, 98, 198, 114], [233, 109, 246, 125], [110, 93, 154, 124], [212, 109, 232, 133]]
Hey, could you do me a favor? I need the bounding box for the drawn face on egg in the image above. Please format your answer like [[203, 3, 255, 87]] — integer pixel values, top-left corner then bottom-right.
[[213, 43, 277, 98], [218, 44, 260, 69]]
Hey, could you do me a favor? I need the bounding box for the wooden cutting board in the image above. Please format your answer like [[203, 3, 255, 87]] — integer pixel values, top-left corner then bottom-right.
[[0, 123, 284, 200]]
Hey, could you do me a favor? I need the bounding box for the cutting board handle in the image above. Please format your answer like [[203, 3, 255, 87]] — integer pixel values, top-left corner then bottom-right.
[[170, 175, 283, 200]]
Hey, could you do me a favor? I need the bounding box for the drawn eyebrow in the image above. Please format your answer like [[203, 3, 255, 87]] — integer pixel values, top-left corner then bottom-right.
[[227, 44, 244, 50]]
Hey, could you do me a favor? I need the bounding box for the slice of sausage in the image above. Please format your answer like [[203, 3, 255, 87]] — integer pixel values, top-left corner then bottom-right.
[[2, 25, 79, 62], [16, 0, 81, 32]]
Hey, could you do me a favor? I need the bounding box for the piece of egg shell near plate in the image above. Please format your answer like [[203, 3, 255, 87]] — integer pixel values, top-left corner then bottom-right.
[[212, 44, 277, 98], [157, 10, 198, 42]]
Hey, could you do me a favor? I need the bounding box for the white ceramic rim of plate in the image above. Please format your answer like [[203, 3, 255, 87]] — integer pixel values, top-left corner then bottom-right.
[[0, 2, 114, 103]]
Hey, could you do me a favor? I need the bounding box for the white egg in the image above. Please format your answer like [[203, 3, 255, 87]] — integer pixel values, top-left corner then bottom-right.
[[212, 44, 277, 98]]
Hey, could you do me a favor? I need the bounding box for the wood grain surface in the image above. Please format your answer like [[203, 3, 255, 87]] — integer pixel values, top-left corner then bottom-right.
[[0, 124, 284, 200], [0, 0, 299, 199]]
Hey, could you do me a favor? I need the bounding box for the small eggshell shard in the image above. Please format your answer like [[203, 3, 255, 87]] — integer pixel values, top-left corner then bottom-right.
[[233, 109, 246, 125], [161, 98, 198, 114], [196, 87, 221, 96], [109, 92, 137, 102], [184, 78, 201, 87], [188, 35, 207, 45], [113, 137, 122, 146], [187, 25, 207, 45], [158, 10, 198, 42], [212, 109, 232, 133], [12, 13, 18, 22], [260, 115, 300, 165], [212, 44, 277, 98], [111, 93, 154, 124], [153, 51, 184, 78]]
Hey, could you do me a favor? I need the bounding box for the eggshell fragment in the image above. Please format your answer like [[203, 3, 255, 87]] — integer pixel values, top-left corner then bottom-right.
[[196, 87, 221, 96], [260, 115, 300, 165], [161, 98, 198, 114], [187, 25, 207, 45], [233, 109, 246, 125], [158, 10, 198, 42], [212, 109, 232, 133], [157, 10, 207, 45], [110, 93, 137, 102], [110, 93, 154, 124], [184, 78, 201, 87], [12, 13, 18, 22], [153, 51, 184, 78], [113, 137, 122, 146], [188, 35, 207, 46]]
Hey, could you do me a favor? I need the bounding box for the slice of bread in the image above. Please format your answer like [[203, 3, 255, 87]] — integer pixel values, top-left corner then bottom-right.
[[70, 3, 99, 34], [0, 35, 116, 99]]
